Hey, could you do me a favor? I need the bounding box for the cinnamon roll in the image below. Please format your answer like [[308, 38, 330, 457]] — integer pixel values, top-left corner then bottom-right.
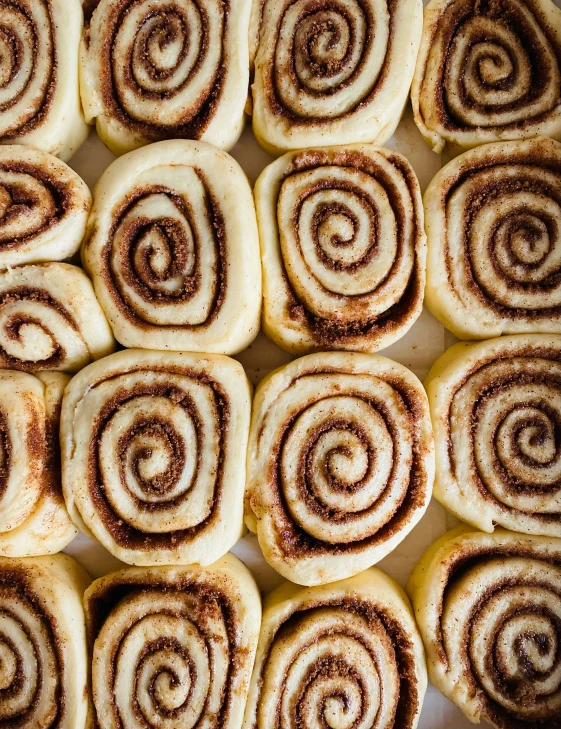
[[246, 352, 435, 586], [251, 0, 423, 154], [80, 0, 252, 156], [83, 140, 261, 355], [424, 137, 561, 339], [0, 145, 91, 270], [412, 0, 561, 153], [0, 370, 76, 557], [0, 0, 89, 160], [0, 262, 115, 372], [61, 348, 252, 566], [84, 554, 261, 729], [0, 553, 91, 729], [426, 334, 561, 537], [408, 527, 561, 729], [243, 566, 427, 729], [255, 145, 426, 354]]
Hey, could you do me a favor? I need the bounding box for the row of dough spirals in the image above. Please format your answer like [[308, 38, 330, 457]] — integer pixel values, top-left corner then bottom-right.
[[2, 527, 559, 729], [0, 0, 559, 159], [0, 134, 559, 354]]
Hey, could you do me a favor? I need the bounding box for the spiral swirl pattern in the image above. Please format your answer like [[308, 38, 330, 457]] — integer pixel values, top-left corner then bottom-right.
[[0, 554, 90, 729], [427, 334, 561, 537], [85, 555, 261, 729], [251, 0, 422, 153], [412, 0, 561, 152], [81, 0, 252, 155], [247, 352, 434, 586], [0, 145, 91, 269], [0, 370, 76, 556], [243, 567, 426, 729], [409, 528, 561, 729], [424, 137, 561, 339], [83, 140, 261, 354], [61, 349, 251, 565], [250, 0, 423, 153], [0, 0, 87, 160], [0, 263, 114, 372], [0, 0, 54, 138], [256, 145, 426, 354]]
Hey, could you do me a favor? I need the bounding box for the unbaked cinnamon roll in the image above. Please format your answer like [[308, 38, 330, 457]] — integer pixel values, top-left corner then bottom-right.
[[0, 553, 90, 729], [0, 0, 89, 160], [0, 370, 76, 557], [250, 0, 423, 154], [255, 145, 426, 354], [243, 566, 427, 729], [83, 140, 261, 355], [61, 348, 252, 565], [426, 334, 561, 538], [412, 0, 561, 153], [409, 527, 561, 729], [84, 554, 261, 729], [424, 137, 561, 339], [246, 352, 435, 586], [80, 0, 252, 156], [0, 262, 115, 372], [0, 145, 91, 270]]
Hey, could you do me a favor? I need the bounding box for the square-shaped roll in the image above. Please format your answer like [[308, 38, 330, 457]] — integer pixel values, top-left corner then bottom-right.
[[0, 554, 91, 729], [425, 334, 561, 537], [84, 554, 261, 729], [408, 528, 561, 729], [83, 140, 261, 355], [0, 370, 76, 557], [0, 145, 91, 270], [246, 351, 435, 586], [255, 145, 426, 354], [411, 0, 561, 153], [0, 262, 115, 372], [250, 0, 423, 154], [423, 137, 561, 339], [61, 349, 252, 566], [80, 0, 253, 155], [0, 0, 88, 160], [243, 567, 427, 729]]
